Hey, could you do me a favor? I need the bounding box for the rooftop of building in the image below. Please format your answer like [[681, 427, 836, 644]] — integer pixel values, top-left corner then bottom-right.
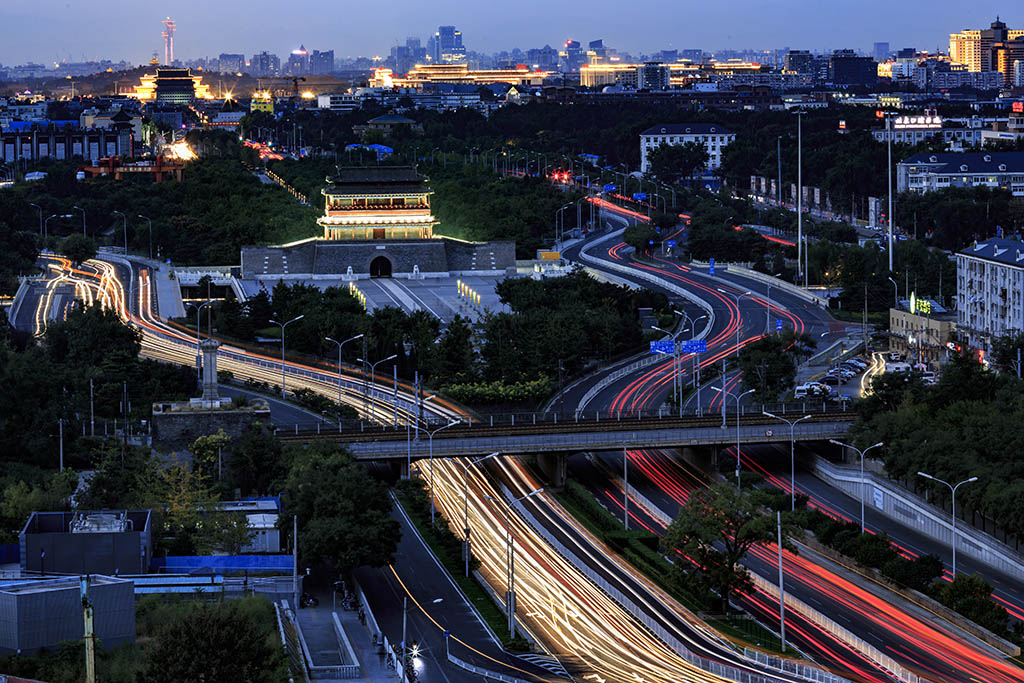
[[959, 236, 1024, 267], [0, 575, 130, 596], [367, 113, 417, 124], [21, 510, 152, 536], [901, 151, 1024, 173], [641, 123, 735, 136], [323, 165, 431, 196]]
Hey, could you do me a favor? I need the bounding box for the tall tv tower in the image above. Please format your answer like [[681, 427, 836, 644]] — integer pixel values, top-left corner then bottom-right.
[[161, 17, 176, 65]]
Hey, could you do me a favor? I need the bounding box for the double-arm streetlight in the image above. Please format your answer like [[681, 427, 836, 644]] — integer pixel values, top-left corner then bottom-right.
[[829, 439, 884, 533], [485, 488, 544, 639], [713, 386, 755, 488], [324, 333, 363, 419], [675, 309, 708, 417], [357, 353, 397, 422], [763, 412, 812, 510], [270, 315, 304, 398], [555, 202, 573, 248], [916, 472, 977, 576], [461, 451, 499, 577], [189, 300, 215, 385], [426, 418, 462, 524], [45, 213, 73, 241], [137, 215, 153, 260]]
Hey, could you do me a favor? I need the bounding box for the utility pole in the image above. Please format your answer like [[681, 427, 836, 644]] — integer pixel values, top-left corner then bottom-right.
[[292, 515, 299, 610], [89, 377, 95, 437], [796, 110, 804, 286], [81, 575, 96, 683], [58, 418, 64, 472], [401, 596, 408, 682]]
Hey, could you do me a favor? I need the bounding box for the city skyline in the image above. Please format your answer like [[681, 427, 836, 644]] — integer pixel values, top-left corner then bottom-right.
[[1, 2, 1021, 66]]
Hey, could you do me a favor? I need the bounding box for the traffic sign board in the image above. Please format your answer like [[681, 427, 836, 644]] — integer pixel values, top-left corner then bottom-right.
[[681, 340, 707, 354], [633, 192, 647, 201], [666, 240, 676, 247], [603, 184, 617, 192], [649, 340, 674, 355], [709, 257, 715, 275], [775, 319, 784, 331]]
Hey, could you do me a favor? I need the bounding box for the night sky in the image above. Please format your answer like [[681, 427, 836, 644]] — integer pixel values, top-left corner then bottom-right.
[[1, 1, 1020, 66]]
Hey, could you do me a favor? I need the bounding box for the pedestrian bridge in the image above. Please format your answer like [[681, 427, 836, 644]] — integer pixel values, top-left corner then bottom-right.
[[279, 409, 854, 462]]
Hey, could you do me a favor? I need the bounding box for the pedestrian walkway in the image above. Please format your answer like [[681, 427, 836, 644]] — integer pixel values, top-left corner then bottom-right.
[[293, 591, 397, 682]]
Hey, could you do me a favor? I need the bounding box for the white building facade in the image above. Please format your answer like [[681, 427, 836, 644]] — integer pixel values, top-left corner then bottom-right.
[[957, 238, 1024, 352], [640, 123, 735, 174], [897, 152, 1024, 196]]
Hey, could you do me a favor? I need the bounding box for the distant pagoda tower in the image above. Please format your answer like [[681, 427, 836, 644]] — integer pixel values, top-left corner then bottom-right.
[[317, 166, 437, 241]]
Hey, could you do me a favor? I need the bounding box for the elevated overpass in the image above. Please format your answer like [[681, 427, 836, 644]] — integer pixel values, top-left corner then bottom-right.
[[279, 409, 855, 483]]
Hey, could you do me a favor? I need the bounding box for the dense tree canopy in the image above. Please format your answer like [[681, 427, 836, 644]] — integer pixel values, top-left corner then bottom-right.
[[645, 142, 710, 184]]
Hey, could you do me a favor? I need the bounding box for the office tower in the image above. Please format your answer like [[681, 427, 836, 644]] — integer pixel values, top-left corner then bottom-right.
[[561, 39, 584, 71], [950, 17, 1024, 72], [784, 49, 814, 73], [873, 42, 890, 61], [527, 45, 558, 70], [218, 53, 245, 74], [286, 45, 309, 75], [251, 51, 280, 77], [310, 50, 334, 75], [829, 49, 877, 85], [433, 26, 466, 64], [637, 62, 670, 90]]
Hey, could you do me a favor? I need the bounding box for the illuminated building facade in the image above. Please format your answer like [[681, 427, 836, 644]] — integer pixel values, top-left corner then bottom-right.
[[317, 166, 437, 241], [250, 91, 274, 113], [372, 64, 550, 87], [957, 237, 1024, 352], [133, 68, 212, 103], [950, 17, 1024, 83]]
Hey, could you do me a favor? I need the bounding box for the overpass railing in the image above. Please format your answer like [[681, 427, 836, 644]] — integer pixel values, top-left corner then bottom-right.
[[274, 400, 854, 437]]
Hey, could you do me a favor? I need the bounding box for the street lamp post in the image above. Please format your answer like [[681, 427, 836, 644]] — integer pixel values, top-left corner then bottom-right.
[[763, 412, 812, 510], [324, 334, 363, 424], [189, 300, 215, 386], [887, 276, 898, 308], [485, 488, 544, 639], [137, 215, 153, 260], [357, 354, 398, 422], [72, 205, 86, 236], [916, 472, 978, 576], [112, 210, 128, 255], [426, 419, 461, 524], [269, 315, 305, 398], [713, 386, 755, 488], [29, 203, 42, 236], [795, 110, 805, 285], [461, 452, 499, 577], [555, 203, 572, 248], [676, 310, 708, 417], [829, 439, 884, 533]]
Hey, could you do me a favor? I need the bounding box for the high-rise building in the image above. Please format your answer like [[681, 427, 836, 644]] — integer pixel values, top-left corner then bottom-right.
[[286, 45, 309, 75], [251, 51, 280, 77], [829, 49, 877, 86], [161, 17, 176, 66], [218, 53, 245, 74], [637, 62, 670, 90], [527, 45, 558, 71], [950, 17, 1024, 73], [784, 50, 814, 73], [560, 39, 584, 72], [873, 42, 890, 61], [310, 50, 334, 75], [432, 26, 466, 64]]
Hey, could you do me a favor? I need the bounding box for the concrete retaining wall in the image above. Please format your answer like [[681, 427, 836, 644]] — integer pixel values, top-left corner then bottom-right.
[[812, 457, 1024, 582]]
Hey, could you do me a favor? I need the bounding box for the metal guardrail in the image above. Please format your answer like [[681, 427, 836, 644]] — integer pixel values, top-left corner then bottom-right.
[[724, 266, 828, 308], [507, 491, 834, 683], [447, 652, 537, 683], [277, 601, 311, 683], [748, 573, 927, 683]]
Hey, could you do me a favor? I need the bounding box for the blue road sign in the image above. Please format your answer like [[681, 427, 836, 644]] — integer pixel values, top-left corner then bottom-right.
[[709, 257, 715, 275], [776, 319, 784, 332], [633, 192, 647, 201], [666, 240, 676, 247], [681, 340, 708, 354], [649, 340, 674, 355], [603, 184, 617, 192]]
